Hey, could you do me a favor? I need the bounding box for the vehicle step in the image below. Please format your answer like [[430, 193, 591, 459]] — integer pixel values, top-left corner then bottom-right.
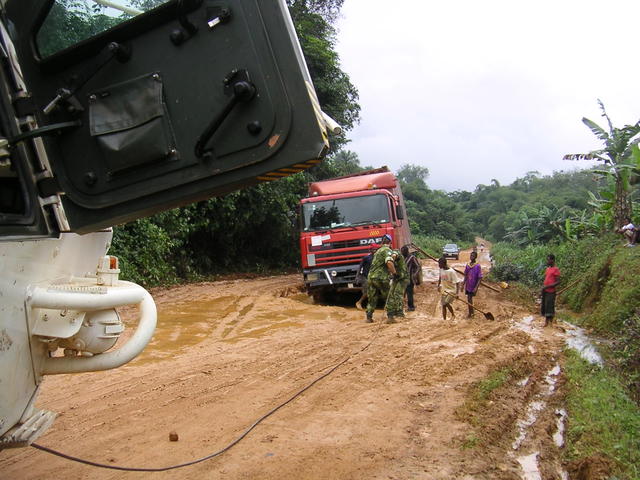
[[0, 409, 57, 449]]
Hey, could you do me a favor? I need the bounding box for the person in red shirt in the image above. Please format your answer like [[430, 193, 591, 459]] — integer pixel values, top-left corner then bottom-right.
[[540, 254, 561, 326]]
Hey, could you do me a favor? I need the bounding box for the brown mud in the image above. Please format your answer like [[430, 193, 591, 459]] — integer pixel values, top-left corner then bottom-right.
[[1, 245, 576, 479]]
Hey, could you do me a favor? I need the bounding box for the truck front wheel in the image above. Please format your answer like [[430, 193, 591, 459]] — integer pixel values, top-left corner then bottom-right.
[[310, 289, 325, 304]]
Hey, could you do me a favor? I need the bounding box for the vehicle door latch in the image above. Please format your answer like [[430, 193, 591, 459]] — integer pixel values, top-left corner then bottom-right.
[[194, 69, 256, 158], [42, 88, 84, 115], [207, 7, 231, 29]]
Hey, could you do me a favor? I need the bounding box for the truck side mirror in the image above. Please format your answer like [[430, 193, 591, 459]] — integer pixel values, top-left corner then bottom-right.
[[396, 205, 404, 220]]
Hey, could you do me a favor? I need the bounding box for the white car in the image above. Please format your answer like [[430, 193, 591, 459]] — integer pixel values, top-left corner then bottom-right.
[[442, 243, 460, 260]]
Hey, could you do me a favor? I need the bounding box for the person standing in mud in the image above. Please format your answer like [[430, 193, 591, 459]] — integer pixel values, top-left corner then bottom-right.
[[385, 248, 409, 321], [355, 245, 377, 310], [401, 245, 421, 312], [540, 254, 561, 327], [463, 251, 482, 318], [438, 256, 462, 321], [365, 234, 395, 323]]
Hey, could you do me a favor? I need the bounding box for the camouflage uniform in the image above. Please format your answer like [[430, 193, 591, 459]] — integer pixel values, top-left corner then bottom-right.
[[366, 245, 393, 318], [385, 250, 409, 318]]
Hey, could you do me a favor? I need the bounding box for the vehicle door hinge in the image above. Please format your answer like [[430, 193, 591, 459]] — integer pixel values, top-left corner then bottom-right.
[[39, 194, 71, 232], [36, 176, 62, 198], [12, 93, 37, 117], [35, 172, 70, 232]]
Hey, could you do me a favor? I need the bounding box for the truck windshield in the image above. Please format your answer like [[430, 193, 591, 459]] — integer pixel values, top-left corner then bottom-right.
[[301, 194, 390, 232]]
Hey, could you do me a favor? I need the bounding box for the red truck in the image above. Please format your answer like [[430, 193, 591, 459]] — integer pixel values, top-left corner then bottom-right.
[[299, 167, 412, 300]]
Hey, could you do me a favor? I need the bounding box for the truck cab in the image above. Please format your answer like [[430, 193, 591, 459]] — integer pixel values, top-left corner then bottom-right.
[[299, 167, 411, 301]]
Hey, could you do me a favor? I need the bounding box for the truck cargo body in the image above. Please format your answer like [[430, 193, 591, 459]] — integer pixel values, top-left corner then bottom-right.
[[299, 167, 411, 297]]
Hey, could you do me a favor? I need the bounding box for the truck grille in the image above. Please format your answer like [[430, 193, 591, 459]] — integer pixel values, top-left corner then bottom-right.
[[310, 238, 379, 251], [314, 248, 370, 261]]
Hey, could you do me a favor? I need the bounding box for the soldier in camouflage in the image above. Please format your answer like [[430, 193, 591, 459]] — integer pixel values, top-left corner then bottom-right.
[[385, 248, 409, 321], [365, 234, 398, 324]]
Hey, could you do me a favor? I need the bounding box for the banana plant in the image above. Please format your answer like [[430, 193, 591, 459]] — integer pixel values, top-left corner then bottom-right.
[[504, 204, 578, 245], [564, 100, 640, 229]]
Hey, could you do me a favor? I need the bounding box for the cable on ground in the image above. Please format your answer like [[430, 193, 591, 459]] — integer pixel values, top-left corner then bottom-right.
[[31, 320, 384, 472]]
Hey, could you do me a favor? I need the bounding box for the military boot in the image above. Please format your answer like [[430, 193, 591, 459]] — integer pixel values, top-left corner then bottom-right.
[[365, 312, 373, 323], [386, 314, 396, 324]]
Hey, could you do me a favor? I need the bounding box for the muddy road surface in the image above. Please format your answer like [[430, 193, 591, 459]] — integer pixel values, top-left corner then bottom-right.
[[2, 247, 570, 479]]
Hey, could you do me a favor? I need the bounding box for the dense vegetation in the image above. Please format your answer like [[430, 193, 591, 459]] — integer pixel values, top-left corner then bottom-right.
[[112, 162, 606, 286]]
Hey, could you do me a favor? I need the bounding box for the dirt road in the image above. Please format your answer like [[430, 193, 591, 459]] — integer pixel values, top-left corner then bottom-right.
[[1, 247, 570, 479]]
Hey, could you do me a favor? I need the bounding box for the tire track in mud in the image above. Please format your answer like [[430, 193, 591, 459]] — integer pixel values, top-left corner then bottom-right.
[[1, 264, 572, 480]]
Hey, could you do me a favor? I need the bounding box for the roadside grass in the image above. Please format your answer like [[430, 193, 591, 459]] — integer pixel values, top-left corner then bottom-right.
[[566, 247, 640, 401], [474, 368, 513, 403], [609, 313, 640, 403], [456, 363, 530, 446], [488, 235, 618, 297], [456, 367, 515, 430], [461, 434, 479, 450], [501, 281, 537, 306], [564, 349, 640, 480], [580, 248, 640, 334]]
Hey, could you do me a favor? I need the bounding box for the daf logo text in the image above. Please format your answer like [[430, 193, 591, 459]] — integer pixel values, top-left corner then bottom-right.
[[360, 238, 382, 245]]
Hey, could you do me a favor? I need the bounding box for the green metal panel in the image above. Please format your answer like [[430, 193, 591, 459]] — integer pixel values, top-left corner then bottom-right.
[[4, 0, 329, 234]]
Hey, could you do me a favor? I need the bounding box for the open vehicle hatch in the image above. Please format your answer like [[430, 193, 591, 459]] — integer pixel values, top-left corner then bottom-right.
[[1, 0, 329, 237]]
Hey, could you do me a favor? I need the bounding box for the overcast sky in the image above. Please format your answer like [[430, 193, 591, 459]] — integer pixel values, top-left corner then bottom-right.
[[334, 0, 640, 192]]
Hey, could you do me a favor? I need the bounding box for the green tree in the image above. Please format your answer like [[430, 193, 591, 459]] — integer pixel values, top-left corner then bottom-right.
[[36, 0, 126, 56], [456, 169, 601, 242], [397, 164, 429, 185], [286, 0, 344, 22], [321, 150, 365, 177], [287, 0, 360, 149], [564, 100, 640, 229], [396, 164, 473, 241]]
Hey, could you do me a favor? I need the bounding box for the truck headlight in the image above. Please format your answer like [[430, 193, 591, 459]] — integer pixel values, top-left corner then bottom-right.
[[59, 309, 124, 356]]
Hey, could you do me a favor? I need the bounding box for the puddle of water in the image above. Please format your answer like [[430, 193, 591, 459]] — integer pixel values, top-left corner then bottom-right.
[[512, 316, 542, 340], [553, 408, 567, 447], [545, 365, 561, 393], [128, 298, 233, 366], [547, 365, 561, 376], [222, 318, 303, 343], [512, 401, 545, 450], [290, 293, 314, 305], [429, 340, 478, 358], [449, 345, 477, 358], [126, 293, 355, 365], [512, 364, 561, 450], [564, 324, 603, 366], [517, 452, 542, 480]]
